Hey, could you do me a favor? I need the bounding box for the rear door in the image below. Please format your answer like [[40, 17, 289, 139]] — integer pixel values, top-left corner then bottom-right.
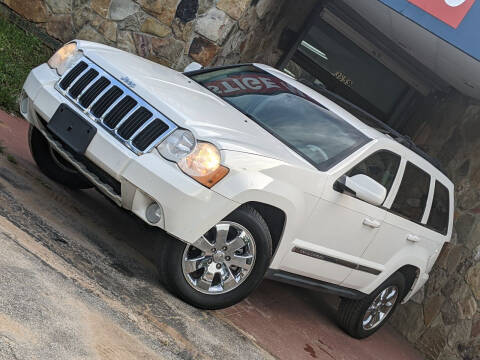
[[344, 159, 445, 290]]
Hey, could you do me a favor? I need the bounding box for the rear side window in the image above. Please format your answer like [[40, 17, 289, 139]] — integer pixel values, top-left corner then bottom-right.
[[347, 151, 400, 193], [427, 181, 450, 234], [391, 162, 430, 222]]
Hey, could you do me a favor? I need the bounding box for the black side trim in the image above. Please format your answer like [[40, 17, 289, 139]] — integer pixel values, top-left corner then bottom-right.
[[265, 269, 366, 300], [292, 246, 381, 275], [332, 174, 357, 197]]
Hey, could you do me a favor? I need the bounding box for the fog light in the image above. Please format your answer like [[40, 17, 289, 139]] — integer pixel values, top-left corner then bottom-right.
[[146, 202, 163, 224], [20, 92, 28, 115]]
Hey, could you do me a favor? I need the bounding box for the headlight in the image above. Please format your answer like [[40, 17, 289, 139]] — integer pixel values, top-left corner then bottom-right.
[[178, 142, 229, 188], [158, 130, 229, 188], [158, 129, 196, 161], [48, 42, 83, 75]]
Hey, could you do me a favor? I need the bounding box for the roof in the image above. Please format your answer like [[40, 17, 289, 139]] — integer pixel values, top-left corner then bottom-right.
[[257, 64, 448, 176], [186, 62, 447, 176]]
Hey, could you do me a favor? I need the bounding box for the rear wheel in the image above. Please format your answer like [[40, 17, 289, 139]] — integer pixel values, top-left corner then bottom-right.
[[29, 126, 92, 189], [158, 205, 272, 309], [337, 272, 405, 338]]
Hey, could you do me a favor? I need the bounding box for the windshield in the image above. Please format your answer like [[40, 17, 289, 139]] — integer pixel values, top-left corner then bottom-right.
[[189, 65, 370, 170]]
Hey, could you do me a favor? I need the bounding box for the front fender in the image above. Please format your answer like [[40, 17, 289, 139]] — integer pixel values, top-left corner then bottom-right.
[[214, 150, 323, 267]]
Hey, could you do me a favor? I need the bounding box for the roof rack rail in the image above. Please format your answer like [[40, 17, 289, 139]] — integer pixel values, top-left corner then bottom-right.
[[312, 87, 447, 176]]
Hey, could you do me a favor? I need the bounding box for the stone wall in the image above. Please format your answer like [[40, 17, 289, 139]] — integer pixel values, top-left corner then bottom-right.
[[390, 89, 480, 360], [0, 0, 315, 71]]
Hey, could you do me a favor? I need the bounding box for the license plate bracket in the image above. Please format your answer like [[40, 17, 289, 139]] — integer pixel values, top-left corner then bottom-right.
[[47, 104, 97, 154]]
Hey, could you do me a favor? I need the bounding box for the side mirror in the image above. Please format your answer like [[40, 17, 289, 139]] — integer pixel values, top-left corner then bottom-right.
[[334, 174, 387, 206], [184, 62, 203, 73]]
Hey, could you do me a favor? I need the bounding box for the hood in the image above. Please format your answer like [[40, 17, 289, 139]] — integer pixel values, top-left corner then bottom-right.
[[77, 41, 312, 169]]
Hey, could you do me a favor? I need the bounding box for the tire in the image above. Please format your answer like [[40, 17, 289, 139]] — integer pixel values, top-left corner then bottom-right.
[[29, 126, 92, 190], [337, 272, 405, 339], [158, 205, 272, 309]]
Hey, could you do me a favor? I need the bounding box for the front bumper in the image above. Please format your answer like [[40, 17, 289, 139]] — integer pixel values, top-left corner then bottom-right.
[[21, 63, 239, 244]]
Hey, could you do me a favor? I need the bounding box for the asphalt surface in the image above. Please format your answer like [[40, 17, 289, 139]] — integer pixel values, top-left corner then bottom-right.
[[0, 150, 272, 358], [0, 111, 424, 360]]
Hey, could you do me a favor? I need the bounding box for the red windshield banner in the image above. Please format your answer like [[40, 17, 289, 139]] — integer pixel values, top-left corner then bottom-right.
[[204, 73, 314, 102], [407, 0, 475, 28]]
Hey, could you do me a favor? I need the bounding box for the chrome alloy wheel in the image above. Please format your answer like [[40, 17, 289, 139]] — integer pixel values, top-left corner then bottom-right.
[[362, 286, 399, 330], [182, 221, 256, 295]]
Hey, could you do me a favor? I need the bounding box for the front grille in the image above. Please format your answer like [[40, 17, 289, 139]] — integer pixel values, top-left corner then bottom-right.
[[91, 86, 123, 118], [133, 119, 170, 151], [59, 61, 88, 89], [79, 77, 110, 107], [55, 57, 177, 155], [104, 96, 137, 129], [118, 108, 152, 139], [69, 68, 98, 98]]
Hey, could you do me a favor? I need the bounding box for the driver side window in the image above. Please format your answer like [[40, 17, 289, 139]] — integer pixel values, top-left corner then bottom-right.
[[347, 151, 401, 194]]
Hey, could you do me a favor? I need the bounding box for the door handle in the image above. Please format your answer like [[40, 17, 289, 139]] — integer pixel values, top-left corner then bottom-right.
[[407, 234, 420, 243], [363, 218, 381, 229]]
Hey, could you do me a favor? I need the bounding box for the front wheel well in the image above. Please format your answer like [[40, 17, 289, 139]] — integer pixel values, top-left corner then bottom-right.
[[242, 202, 286, 257], [396, 265, 420, 300]]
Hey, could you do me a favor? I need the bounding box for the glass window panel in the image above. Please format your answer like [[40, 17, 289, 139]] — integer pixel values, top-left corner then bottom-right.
[[190, 65, 370, 170], [427, 181, 450, 234], [347, 151, 401, 194], [298, 21, 409, 115], [391, 162, 431, 222]]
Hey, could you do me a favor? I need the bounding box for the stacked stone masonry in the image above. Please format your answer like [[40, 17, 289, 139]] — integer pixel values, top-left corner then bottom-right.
[[392, 90, 480, 360], [0, 0, 315, 70]]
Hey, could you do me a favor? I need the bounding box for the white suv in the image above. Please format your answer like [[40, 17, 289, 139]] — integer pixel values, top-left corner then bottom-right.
[[21, 41, 453, 338]]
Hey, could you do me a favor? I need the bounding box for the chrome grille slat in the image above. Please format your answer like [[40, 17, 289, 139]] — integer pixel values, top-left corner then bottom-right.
[[101, 94, 128, 122], [59, 61, 88, 90], [91, 86, 123, 118], [112, 97, 138, 125], [113, 103, 141, 131], [65, 66, 90, 94], [132, 119, 170, 152], [86, 83, 113, 112], [76, 73, 101, 100], [79, 77, 111, 108], [129, 116, 156, 141], [55, 57, 178, 155], [69, 68, 99, 99], [117, 108, 153, 139]]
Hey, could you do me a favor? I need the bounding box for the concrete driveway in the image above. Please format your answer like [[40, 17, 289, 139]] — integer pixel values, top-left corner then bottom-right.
[[0, 110, 424, 360]]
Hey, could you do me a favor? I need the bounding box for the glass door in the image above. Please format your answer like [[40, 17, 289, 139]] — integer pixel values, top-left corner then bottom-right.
[[284, 19, 414, 125]]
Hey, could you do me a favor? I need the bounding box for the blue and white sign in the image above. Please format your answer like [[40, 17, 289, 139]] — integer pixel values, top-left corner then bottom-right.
[[378, 0, 480, 61]]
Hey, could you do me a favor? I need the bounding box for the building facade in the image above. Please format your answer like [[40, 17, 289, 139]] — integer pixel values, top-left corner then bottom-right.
[[1, 0, 479, 358]]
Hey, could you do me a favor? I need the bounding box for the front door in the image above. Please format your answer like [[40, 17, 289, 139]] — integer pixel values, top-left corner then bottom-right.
[[280, 150, 401, 284]]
